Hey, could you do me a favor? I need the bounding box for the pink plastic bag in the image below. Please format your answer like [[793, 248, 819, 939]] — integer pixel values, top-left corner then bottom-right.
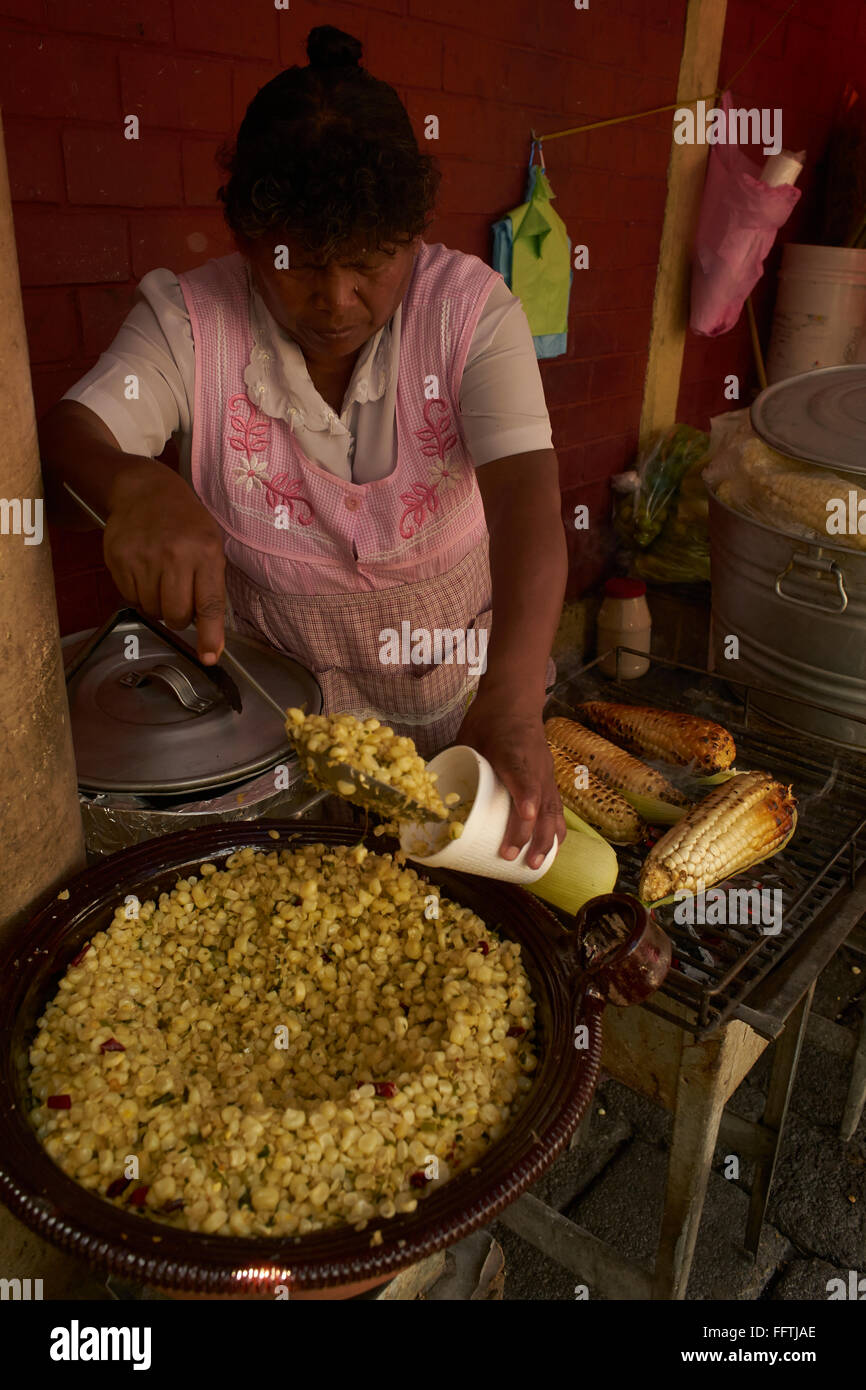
[[690, 91, 801, 336]]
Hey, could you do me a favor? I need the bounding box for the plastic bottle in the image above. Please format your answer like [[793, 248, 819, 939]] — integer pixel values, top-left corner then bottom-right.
[[597, 578, 651, 678]]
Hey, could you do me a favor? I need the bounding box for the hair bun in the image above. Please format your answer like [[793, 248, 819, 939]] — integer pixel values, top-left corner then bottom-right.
[[306, 26, 363, 71]]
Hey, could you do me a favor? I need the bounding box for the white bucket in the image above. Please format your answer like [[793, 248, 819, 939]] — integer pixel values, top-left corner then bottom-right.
[[398, 744, 558, 884], [767, 243, 866, 384]]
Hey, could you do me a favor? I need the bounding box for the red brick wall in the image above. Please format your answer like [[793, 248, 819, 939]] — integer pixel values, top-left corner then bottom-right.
[[2, 0, 864, 627]]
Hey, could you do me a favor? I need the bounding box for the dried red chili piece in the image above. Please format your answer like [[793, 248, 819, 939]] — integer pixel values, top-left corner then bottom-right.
[[106, 1177, 131, 1199], [374, 1082, 397, 1098], [478, 941, 490, 956], [506, 1025, 526, 1039], [129, 1186, 149, 1207], [162, 1199, 184, 1213], [409, 1170, 430, 1189], [69, 943, 90, 967], [99, 1038, 126, 1053], [46, 1094, 71, 1110]]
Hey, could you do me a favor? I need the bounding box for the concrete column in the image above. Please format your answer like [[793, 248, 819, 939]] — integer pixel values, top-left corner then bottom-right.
[[0, 111, 84, 938]]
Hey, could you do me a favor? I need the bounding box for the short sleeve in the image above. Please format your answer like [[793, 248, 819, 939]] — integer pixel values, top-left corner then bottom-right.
[[61, 269, 195, 463], [458, 279, 554, 466]]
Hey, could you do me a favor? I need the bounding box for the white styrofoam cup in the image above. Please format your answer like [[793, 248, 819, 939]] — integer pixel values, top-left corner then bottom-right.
[[399, 744, 558, 884]]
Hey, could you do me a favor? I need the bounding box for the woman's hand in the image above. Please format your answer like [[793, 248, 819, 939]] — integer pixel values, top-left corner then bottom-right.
[[456, 690, 565, 870], [105, 461, 227, 663]]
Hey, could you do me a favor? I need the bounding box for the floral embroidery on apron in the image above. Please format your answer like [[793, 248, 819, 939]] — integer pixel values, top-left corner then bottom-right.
[[227, 392, 315, 526], [399, 399, 461, 538]]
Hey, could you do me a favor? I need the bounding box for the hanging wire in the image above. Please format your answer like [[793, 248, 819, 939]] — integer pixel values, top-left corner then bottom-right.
[[532, 0, 802, 147], [721, 0, 801, 92]]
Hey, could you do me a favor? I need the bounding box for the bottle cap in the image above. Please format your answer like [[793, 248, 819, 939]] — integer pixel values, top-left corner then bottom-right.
[[604, 577, 646, 599]]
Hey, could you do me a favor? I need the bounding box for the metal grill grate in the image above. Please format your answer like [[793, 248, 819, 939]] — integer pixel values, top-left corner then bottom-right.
[[548, 652, 866, 1038]]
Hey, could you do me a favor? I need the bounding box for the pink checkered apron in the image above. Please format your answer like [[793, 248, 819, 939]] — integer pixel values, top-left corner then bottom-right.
[[178, 244, 502, 755]]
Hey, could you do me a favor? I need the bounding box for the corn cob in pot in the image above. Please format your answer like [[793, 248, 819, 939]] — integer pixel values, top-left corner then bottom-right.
[[639, 771, 797, 903], [549, 744, 646, 844], [545, 716, 689, 806], [579, 701, 736, 774]]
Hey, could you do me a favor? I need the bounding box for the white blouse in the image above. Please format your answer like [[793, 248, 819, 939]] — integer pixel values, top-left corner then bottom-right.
[[63, 254, 553, 485]]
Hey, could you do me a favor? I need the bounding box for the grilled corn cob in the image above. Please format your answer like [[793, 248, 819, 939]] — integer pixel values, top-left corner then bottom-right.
[[545, 716, 689, 807], [550, 744, 645, 845], [579, 701, 736, 774], [638, 771, 796, 903]]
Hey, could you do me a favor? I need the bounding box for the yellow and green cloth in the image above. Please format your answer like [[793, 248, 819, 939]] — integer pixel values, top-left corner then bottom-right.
[[492, 161, 572, 360]]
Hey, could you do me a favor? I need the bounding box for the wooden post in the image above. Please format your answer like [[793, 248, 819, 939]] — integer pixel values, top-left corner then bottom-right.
[[0, 111, 85, 938], [638, 0, 728, 446]]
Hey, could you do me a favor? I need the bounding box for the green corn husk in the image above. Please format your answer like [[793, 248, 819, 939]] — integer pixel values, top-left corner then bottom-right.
[[529, 827, 618, 916], [565, 787, 684, 830], [692, 767, 741, 787], [618, 790, 688, 825]]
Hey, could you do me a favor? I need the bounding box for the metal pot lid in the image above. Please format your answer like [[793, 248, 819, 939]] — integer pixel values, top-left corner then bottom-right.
[[62, 620, 321, 794], [751, 364, 866, 472]]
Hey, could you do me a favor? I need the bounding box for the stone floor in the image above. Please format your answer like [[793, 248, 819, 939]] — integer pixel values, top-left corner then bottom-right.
[[487, 938, 866, 1300]]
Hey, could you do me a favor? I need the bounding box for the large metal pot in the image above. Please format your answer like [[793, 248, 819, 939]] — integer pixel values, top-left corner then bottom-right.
[[63, 614, 323, 853], [709, 487, 866, 748], [0, 824, 667, 1297]]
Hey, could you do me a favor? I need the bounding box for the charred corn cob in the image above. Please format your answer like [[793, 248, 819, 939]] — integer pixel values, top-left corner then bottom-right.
[[639, 771, 796, 903], [545, 716, 689, 807], [579, 701, 736, 774], [550, 744, 645, 845]]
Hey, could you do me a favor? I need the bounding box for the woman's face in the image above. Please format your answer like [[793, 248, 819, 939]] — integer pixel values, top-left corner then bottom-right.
[[242, 234, 420, 368]]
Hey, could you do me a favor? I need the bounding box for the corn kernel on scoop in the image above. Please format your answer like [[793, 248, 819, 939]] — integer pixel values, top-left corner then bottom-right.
[[285, 708, 450, 823], [296, 753, 450, 823]]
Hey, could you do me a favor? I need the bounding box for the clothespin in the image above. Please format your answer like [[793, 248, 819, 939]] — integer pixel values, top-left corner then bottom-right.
[[529, 131, 546, 174]]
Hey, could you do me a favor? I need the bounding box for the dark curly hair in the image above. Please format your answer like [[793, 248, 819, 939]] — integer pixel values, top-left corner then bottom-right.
[[217, 26, 440, 259]]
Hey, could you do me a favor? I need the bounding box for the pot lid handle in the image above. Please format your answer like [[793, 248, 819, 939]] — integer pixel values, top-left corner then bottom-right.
[[118, 663, 219, 714]]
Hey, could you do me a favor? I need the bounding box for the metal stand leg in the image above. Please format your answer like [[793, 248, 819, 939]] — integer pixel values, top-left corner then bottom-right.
[[841, 925, 866, 1142], [651, 1046, 727, 1300], [744, 982, 815, 1253], [840, 1009, 866, 1141]]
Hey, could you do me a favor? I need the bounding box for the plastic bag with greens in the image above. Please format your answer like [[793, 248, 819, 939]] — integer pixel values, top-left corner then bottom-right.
[[613, 424, 711, 583]]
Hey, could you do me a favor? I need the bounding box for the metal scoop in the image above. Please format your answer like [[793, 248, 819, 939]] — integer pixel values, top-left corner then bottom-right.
[[289, 744, 449, 823]]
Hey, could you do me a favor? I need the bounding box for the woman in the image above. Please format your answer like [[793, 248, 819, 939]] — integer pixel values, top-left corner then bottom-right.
[[40, 25, 567, 868]]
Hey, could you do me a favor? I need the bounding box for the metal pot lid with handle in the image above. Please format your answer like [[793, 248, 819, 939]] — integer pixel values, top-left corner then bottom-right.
[[751, 363, 866, 472], [62, 615, 322, 795]]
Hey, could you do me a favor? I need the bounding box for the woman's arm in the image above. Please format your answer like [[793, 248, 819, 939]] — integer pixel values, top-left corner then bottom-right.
[[457, 448, 568, 868], [39, 400, 227, 663]]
